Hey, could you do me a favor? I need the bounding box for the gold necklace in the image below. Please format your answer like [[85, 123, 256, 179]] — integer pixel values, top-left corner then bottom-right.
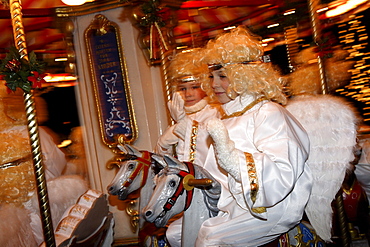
[[221, 97, 267, 120]]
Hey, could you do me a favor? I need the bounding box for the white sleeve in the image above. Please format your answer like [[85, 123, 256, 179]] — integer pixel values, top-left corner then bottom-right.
[[155, 125, 178, 156], [230, 105, 310, 217]]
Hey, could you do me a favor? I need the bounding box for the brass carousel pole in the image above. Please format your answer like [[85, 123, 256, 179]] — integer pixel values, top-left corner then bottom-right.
[[307, 0, 350, 246], [8, 0, 55, 246], [307, 0, 328, 94], [160, 42, 173, 120]]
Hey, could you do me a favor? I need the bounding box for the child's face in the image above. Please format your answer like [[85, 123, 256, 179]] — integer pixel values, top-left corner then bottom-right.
[[210, 69, 233, 104], [177, 81, 207, 107]]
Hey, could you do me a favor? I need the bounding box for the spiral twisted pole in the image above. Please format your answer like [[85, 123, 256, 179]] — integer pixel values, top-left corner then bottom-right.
[[335, 193, 351, 247], [161, 49, 172, 105], [307, 0, 328, 94], [9, 1, 55, 246], [159, 35, 174, 125]]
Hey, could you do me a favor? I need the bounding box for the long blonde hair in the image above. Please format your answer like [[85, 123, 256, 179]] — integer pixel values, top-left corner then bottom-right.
[[201, 26, 287, 105]]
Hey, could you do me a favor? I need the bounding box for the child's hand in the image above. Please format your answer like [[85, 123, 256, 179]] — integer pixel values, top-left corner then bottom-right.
[[167, 92, 185, 122]]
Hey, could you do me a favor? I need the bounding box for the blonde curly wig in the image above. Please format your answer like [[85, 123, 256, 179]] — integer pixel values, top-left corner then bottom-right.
[[201, 26, 287, 105], [168, 48, 208, 96], [0, 87, 35, 206], [286, 46, 355, 96]]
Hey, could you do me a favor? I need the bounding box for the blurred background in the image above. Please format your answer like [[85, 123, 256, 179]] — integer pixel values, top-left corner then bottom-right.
[[0, 0, 369, 145]]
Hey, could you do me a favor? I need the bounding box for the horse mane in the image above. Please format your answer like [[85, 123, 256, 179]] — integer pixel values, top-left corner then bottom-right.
[[193, 164, 221, 217], [151, 158, 164, 175], [116, 151, 162, 173]]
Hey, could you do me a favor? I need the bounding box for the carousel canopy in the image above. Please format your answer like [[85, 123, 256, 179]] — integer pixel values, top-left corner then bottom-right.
[[0, 0, 369, 117]]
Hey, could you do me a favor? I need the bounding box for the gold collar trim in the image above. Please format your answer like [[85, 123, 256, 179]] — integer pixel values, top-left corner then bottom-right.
[[221, 97, 267, 120]]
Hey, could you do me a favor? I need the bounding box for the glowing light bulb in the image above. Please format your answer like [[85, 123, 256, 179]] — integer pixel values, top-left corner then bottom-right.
[[326, 0, 368, 18], [61, 0, 87, 6]]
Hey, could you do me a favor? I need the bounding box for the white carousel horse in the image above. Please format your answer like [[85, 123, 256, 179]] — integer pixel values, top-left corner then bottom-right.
[[106, 144, 172, 246], [107, 144, 165, 232], [107, 144, 164, 202], [143, 155, 221, 247], [143, 94, 360, 246]]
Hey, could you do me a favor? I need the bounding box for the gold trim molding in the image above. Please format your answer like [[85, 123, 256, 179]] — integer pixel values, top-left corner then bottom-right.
[[85, 14, 138, 149]]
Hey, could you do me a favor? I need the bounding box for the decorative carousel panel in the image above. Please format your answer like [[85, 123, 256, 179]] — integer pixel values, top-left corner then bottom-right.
[[84, 14, 137, 148]]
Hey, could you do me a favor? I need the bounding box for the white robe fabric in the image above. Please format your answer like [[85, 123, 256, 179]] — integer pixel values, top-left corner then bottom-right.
[[196, 95, 313, 247], [155, 100, 220, 247], [10, 125, 67, 180], [156, 99, 220, 165]]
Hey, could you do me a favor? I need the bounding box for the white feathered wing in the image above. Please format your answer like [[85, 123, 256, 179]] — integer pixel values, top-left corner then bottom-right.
[[286, 94, 358, 242]]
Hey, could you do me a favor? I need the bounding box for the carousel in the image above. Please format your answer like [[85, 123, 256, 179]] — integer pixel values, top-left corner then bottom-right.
[[0, 0, 369, 246]]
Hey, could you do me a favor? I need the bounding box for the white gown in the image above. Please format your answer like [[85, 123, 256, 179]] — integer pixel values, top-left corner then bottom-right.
[[196, 95, 313, 247], [155, 99, 220, 247], [156, 99, 220, 166]]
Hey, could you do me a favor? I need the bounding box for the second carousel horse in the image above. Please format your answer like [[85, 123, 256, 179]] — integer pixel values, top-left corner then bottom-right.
[[143, 155, 221, 247]]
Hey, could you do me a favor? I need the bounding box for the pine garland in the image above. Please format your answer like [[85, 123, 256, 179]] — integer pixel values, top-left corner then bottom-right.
[[0, 47, 45, 93]]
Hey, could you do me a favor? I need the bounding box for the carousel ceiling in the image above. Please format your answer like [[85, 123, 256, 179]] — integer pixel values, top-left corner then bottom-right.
[[0, 0, 368, 121], [0, 0, 368, 73]]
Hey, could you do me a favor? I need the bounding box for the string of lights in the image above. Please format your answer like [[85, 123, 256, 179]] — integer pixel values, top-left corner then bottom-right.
[[336, 11, 370, 123]]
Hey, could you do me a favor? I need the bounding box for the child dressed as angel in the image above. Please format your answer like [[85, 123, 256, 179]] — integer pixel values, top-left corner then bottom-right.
[[195, 26, 313, 246]]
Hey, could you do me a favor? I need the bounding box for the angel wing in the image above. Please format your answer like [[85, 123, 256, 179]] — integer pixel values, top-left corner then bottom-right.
[[286, 94, 358, 242]]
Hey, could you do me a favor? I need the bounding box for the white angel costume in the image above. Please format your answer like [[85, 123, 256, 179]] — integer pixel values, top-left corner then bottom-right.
[[156, 97, 220, 247], [156, 98, 220, 165], [196, 94, 313, 247], [286, 94, 358, 242]]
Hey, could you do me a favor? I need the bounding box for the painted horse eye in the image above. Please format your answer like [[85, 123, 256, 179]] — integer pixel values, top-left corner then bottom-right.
[[169, 180, 176, 187], [128, 163, 135, 170]]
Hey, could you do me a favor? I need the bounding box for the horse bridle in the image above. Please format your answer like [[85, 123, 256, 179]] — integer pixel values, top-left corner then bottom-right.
[[161, 161, 195, 215], [121, 151, 151, 189]]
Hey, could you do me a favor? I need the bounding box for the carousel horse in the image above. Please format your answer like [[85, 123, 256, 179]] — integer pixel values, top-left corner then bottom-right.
[[143, 155, 221, 247], [107, 144, 164, 202], [106, 144, 169, 246], [143, 94, 364, 247]]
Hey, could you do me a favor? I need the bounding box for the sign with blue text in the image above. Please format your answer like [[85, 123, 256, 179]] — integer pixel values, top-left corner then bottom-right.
[[85, 14, 137, 148]]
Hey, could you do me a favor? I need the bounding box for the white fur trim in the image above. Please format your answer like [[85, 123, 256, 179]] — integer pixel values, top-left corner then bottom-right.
[[184, 98, 208, 114], [27, 175, 89, 245], [207, 118, 241, 181], [0, 205, 37, 247]]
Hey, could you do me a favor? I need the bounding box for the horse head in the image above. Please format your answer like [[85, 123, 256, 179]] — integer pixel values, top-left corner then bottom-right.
[[143, 155, 220, 228], [107, 144, 165, 200]]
